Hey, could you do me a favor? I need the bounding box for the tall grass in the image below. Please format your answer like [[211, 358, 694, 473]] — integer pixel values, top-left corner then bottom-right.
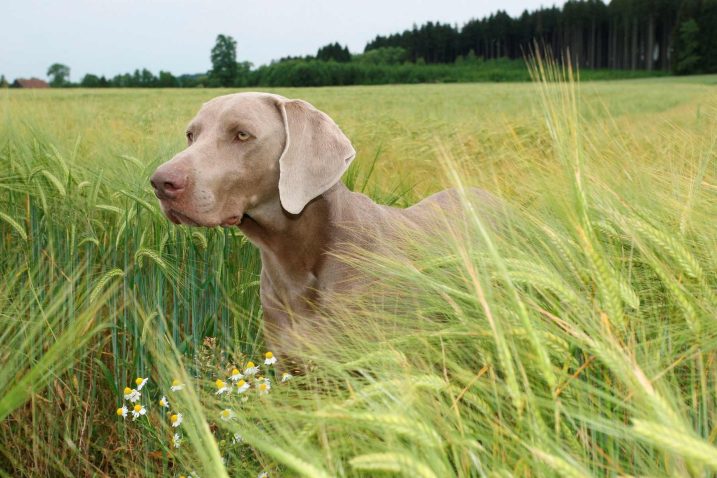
[[0, 108, 263, 475], [163, 63, 717, 476], [0, 68, 716, 476]]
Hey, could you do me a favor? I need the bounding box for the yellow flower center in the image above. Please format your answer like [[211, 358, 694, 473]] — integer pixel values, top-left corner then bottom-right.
[[246, 361, 255, 369], [221, 409, 230, 417], [237, 379, 246, 387], [259, 383, 267, 391], [171, 414, 178, 423], [123, 387, 132, 394], [231, 368, 240, 376], [265, 352, 273, 359], [172, 379, 180, 386], [160, 398, 166, 406], [134, 404, 142, 412], [135, 377, 144, 386], [116, 407, 124, 415], [215, 379, 225, 389]]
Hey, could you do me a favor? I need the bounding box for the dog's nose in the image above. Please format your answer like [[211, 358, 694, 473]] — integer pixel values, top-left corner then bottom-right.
[[150, 168, 187, 199]]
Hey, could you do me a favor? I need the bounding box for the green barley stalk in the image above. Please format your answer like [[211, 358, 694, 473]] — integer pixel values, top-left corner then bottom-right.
[[350, 452, 438, 478]]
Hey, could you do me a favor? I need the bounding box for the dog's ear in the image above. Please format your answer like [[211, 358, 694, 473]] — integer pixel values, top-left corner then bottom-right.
[[275, 99, 355, 215]]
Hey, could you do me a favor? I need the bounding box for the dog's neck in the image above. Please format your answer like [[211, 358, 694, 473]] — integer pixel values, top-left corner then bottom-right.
[[238, 182, 349, 280]]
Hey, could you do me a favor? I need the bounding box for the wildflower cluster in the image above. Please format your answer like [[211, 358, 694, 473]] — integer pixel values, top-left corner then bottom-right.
[[114, 349, 291, 477], [116, 375, 149, 421], [213, 352, 289, 401]]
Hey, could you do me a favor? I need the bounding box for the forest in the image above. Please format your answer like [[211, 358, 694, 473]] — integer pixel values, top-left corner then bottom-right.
[[366, 0, 716, 74]]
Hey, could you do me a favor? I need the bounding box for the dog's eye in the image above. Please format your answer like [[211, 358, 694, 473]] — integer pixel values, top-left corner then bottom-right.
[[186, 131, 194, 143], [236, 131, 250, 142]]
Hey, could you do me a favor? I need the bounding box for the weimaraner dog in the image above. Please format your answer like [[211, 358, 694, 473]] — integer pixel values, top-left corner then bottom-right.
[[151, 93, 490, 358]]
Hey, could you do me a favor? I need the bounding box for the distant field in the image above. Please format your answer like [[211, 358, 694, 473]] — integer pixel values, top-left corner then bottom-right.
[[1, 76, 716, 477], [3, 75, 715, 196]]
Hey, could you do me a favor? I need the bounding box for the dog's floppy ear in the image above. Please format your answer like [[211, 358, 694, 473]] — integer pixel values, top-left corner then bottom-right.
[[275, 98, 355, 215]]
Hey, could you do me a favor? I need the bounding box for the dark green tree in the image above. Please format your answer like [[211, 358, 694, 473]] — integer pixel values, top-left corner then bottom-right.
[[0, 75, 7, 88], [235, 61, 254, 86], [140, 68, 156, 86], [111, 73, 132, 87], [358, 47, 407, 64], [157, 71, 179, 87], [210, 34, 238, 86], [697, 1, 717, 72], [316, 43, 351, 62], [177, 74, 203, 87], [674, 19, 701, 74], [47, 63, 70, 87], [80, 74, 101, 87]]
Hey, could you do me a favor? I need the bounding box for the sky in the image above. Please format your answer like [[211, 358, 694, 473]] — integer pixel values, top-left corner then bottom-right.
[[1, 0, 554, 81]]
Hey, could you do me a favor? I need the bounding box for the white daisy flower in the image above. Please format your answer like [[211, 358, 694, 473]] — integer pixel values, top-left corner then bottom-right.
[[244, 361, 259, 376], [116, 405, 128, 418], [229, 368, 243, 382], [219, 408, 235, 421], [170, 379, 185, 392], [264, 352, 277, 366], [257, 380, 271, 395], [281, 372, 293, 382], [134, 377, 149, 391], [215, 379, 231, 395], [235, 379, 250, 394], [159, 396, 170, 409], [170, 412, 183, 428], [172, 432, 182, 449], [131, 404, 147, 420], [258, 471, 269, 478], [231, 432, 243, 444], [123, 386, 141, 403]]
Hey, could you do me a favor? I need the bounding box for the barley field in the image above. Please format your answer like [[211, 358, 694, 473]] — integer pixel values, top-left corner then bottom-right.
[[1, 71, 716, 477]]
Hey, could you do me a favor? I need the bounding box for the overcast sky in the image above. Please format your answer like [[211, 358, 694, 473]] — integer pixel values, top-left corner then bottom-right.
[[1, 0, 554, 81]]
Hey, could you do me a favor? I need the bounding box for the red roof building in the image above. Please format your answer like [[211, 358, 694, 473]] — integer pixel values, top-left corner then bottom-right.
[[12, 78, 49, 88]]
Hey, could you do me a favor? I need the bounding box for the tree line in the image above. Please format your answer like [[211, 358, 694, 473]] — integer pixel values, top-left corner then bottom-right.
[[365, 0, 715, 74], [7, 0, 713, 89]]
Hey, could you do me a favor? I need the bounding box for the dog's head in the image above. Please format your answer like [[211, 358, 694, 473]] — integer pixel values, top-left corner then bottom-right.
[[150, 92, 355, 227]]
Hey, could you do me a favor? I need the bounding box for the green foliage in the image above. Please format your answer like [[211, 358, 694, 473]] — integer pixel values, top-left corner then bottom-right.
[[698, 1, 717, 72], [68, 59, 668, 89], [316, 42, 351, 62], [675, 19, 701, 74], [210, 34, 238, 87], [249, 57, 666, 87], [135, 68, 157, 87], [356, 47, 408, 65], [234, 61, 253, 87], [157, 70, 179, 88], [47, 63, 70, 87], [80, 73, 107, 87], [364, 0, 698, 72], [0, 75, 7, 88]]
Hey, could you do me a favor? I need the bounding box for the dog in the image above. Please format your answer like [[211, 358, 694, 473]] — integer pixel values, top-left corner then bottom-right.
[[151, 92, 494, 358]]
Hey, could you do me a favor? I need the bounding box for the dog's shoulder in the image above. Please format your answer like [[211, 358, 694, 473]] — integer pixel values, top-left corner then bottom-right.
[[408, 186, 498, 214]]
